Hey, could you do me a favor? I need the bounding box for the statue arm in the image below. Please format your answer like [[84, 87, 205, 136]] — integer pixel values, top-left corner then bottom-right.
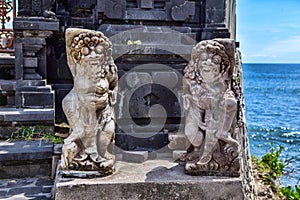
[[182, 78, 192, 110], [66, 48, 76, 76], [108, 67, 118, 106]]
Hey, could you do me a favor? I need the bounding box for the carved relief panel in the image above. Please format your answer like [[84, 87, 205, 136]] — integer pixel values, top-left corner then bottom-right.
[[98, 0, 196, 22]]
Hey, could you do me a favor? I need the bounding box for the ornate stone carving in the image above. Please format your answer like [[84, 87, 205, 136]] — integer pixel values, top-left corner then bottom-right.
[[18, 0, 56, 18], [170, 0, 195, 21], [61, 28, 118, 176], [182, 39, 240, 176]]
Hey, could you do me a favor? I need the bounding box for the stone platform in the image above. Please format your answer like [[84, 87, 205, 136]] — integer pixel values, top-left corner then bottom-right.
[[55, 159, 245, 200], [0, 140, 53, 179], [0, 177, 53, 199]]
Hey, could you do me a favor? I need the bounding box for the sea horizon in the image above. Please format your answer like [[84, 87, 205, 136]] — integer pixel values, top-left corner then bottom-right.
[[243, 62, 300, 65]]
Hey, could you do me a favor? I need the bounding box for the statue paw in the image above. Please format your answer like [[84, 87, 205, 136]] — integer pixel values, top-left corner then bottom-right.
[[100, 159, 114, 168], [103, 152, 114, 160], [185, 162, 197, 171], [196, 154, 212, 165]]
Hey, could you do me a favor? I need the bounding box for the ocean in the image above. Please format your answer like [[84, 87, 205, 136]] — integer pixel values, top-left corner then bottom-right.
[[243, 63, 300, 186]]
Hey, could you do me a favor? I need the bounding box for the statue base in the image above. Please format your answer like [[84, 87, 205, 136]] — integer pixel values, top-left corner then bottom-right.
[[54, 159, 246, 200], [60, 170, 113, 178]]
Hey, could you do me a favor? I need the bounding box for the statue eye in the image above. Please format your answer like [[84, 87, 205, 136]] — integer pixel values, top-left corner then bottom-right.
[[95, 45, 104, 54], [200, 53, 208, 60], [212, 56, 221, 64], [81, 47, 89, 56], [213, 68, 219, 74]]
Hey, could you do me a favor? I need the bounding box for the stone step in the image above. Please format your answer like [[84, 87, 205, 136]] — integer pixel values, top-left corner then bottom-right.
[[0, 56, 15, 68], [19, 91, 54, 108], [0, 140, 53, 179], [0, 80, 16, 92], [99, 24, 193, 33], [0, 177, 53, 199], [20, 85, 52, 92], [54, 159, 245, 200], [17, 80, 47, 87], [115, 132, 170, 152], [0, 108, 54, 123], [108, 31, 196, 45], [113, 44, 194, 60], [0, 108, 54, 140]]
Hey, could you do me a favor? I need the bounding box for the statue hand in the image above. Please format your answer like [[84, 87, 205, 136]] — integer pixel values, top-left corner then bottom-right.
[[108, 90, 117, 105], [183, 94, 190, 110]]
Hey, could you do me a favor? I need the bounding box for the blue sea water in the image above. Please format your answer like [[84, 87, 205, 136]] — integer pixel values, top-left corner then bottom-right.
[[243, 63, 300, 186]]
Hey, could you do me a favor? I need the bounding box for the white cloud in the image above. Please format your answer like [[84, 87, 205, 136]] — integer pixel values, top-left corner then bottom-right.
[[264, 36, 300, 53], [278, 23, 300, 29], [249, 54, 276, 58]]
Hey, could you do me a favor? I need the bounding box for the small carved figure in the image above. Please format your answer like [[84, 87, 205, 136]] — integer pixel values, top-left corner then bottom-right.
[[61, 28, 118, 175], [183, 40, 239, 175]]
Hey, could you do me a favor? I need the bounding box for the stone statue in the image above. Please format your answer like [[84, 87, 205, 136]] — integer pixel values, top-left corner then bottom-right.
[[182, 39, 240, 175], [61, 28, 118, 176]]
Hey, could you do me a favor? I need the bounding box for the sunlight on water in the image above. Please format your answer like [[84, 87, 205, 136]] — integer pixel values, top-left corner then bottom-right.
[[243, 63, 300, 186]]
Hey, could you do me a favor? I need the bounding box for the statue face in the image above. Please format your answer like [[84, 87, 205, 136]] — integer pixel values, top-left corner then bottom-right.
[[80, 44, 105, 66], [198, 52, 222, 84]]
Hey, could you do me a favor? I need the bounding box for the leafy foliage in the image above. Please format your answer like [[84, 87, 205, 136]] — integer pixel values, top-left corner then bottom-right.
[[253, 143, 300, 200], [279, 186, 300, 200], [258, 143, 285, 182], [8, 125, 64, 144]]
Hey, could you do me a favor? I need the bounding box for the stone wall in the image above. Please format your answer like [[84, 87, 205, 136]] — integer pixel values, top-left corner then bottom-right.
[[1, 0, 239, 150], [233, 50, 257, 199]]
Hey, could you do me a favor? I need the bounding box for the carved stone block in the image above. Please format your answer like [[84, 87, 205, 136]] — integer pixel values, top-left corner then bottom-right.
[[181, 39, 240, 176], [18, 0, 56, 18], [61, 28, 118, 176], [138, 0, 154, 9]]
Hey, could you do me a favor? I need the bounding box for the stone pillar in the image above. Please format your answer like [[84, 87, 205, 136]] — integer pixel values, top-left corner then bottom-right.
[[201, 0, 233, 39], [13, 17, 59, 109]]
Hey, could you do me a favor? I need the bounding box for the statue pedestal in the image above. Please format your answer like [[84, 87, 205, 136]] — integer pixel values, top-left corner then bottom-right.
[[54, 159, 246, 200]]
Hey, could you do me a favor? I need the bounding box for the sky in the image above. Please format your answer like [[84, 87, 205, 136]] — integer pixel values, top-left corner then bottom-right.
[[4, 1, 300, 63], [237, 0, 300, 63]]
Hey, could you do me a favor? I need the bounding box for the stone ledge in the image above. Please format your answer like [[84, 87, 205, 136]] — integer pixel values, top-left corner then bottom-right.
[[55, 159, 245, 200], [0, 177, 53, 199], [0, 108, 54, 122], [0, 140, 53, 178], [0, 140, 53, 161], [13, 17, 59, 31]]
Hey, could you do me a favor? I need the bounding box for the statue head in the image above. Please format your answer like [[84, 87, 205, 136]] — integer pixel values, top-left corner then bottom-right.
[[184, 40, 230, 84], [65, 28, 115, 77]]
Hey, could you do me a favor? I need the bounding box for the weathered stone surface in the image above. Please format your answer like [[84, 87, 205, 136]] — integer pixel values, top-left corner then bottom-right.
[[61, 28, 118, 175], [168, 133, 188, 150], [122, 151, 148, 163], [152, 71, 179, 89], [138, 0, 154, 9], [22, 92, 54, 108], [0, 177, 53, 199], [172, 150, 186, 160], [18, 0, 56, 17], [182, 39, 240, 176], [13, 17, 59, 31], [115, 132, 169, 152], [0, 108, 54, 122], [0, 140, 53, 178], [55, 160, 245, 200]]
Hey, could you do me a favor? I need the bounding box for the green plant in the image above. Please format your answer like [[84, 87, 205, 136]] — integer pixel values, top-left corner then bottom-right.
[[41, 132, 64, 144], [258, 143, 285, 182], [279, 185, 300, 200], [8, 125, 64, 144], [253, 143, 300, 200], [9, 126, 37, 141]]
